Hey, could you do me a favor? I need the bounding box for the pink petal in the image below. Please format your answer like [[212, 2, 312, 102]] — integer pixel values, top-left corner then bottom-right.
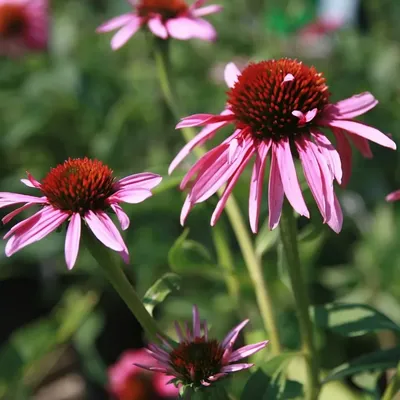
[[192, 305, 201, 338], [228, 138, 240, 164], [84, 210, 124, 252], [249, 141, 271, 233], [282, 73, 294, 83], [166, 17, 216, 41], [274, 139, 309, 218], [224, 62, 241, 88], [96, 14, 135, 33], [169, 110, 232, 174], [386, 190, 400, 202], [268, 151, 284, 230], [221, 319, 249, 350], [111, 16, 142, 50], [0, 193, 47, 208], [321, 92, 378, 120], [117, 173, 162, 191], [65, 213, 81, 270], [108, 189, 152, 204], [229, 341, 269, 363], [148, 15, 168, 39], [192, 4, 223, 17], [6, 208, 69, 257], [176, 112, 234, 128], [2, 203, 37, 224], [349, 134, 373, 158], [180, 196, 193, 225], [110, 204, 130, 230], [329, 194, 343, 234], [21, 172, 41, 188], [332, 128, 352, 187], [221, 363, 253, 373], [323, 120, 396, 150]]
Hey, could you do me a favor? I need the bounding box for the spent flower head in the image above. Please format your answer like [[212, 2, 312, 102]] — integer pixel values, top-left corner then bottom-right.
[[0, 158, 161, 269], [136, 305, 268, 392], [170, 59, 396, 233], [96, 0, 222, 50]]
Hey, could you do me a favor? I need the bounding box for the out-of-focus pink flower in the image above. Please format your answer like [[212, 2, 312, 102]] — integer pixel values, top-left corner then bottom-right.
[[136, 305, 268, 389], [0, 158, 162, 270], [109, 349, 178, 399], [170, 59, 396, 234], [0, 0, 47, 56], [96, 0, 222, 50], [386, 190, 400, 203]]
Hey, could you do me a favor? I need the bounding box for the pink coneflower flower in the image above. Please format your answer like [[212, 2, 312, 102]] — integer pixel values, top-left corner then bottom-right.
[[109, 349, 178, 400], [0, 158, 161, 269], [0, 0, 47, 56], [386, 190, 400, 203], [96, 0, 222, 50], [169, 59, 396, 233], [137, 305, 268, 390]]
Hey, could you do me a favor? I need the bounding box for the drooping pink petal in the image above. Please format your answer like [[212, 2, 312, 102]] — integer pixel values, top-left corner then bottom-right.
[[321, 92, 378, 120], [111, 16, 142, 50], [116, 173, 162, 191], [221, 319, 249, 349], [180, 195, 193, 225], [228, 138, 240, 164], [65, 213, 81, 270], [332, 128, 352, 187], [110, 204, 130, 230], [348, 134, 373, 158], [224, 62, 241, 88], [192, 4, 223, 17], [229, 341, 269, 363], [249, 141, 271, 233], [329, 194, 343, 234], [21, 172, 41, 188], [108, 189, 152, 204], [323, 120, 396, 150], [268, 151, 284, 230], [96, 14, 135, 33], [0, 193, 47, 208], [176, 113, 234, 128], [274, 139, 309, 218], [386, 190, 400, 202], [169, 110, 232, 174], [84, 210, 124, 252], [221, 363, 253, 373], [2, 203, 37, 224], [5, 208, 69, 257], [166, 17, 216, 41], [148, 15, 168, 39]]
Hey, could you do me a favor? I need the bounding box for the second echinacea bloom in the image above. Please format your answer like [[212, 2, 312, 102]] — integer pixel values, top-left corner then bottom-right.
[[0, 158, 161, 270], [96, 0, 222, 50], [170, 59, 396, 233]]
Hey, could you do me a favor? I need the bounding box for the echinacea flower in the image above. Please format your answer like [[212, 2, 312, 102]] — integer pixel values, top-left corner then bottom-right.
[[96, 0, 222, 50], [109, 349, 178, 400], [137, 305, 268, 390], [170, 59, 396, 233], [0, 0, 47, 56], [0, 158, 161, 269]]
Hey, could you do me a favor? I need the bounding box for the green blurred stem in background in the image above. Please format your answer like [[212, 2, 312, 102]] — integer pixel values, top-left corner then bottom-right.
[[279, 201, 320, 400], [153, 38, 282, 355], [382, 362, 400, 400], [83, 228, 166, 343]]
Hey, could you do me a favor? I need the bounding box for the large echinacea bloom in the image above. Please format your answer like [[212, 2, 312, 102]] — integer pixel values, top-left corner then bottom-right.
[[96, 0, 222, 50], [0, 158, 161, 269], [109, 349, 178, 400], [170, 59, 396, 233], [0, 0, 47, 56], [137, 305, 268, 389]]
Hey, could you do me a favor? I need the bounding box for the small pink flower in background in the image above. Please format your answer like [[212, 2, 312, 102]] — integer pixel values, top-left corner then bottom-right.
[[0, 0, 47, 56], [136, 305, 268, 389], [109, 349, 178, 400], [386, 190, 400, 203], [96, 0, 222, 50], [170, 59, 396, 234], [0, 158, 162, 270]]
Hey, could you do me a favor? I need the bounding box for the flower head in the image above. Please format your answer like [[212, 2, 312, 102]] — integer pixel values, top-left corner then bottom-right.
[[0, 158, 162, 269], [170, 59, 396, 234], [137, 305, 268, 390], [96, 0, 222, 50], [109, 349, 178, 399], [0, 0, 47, 56]]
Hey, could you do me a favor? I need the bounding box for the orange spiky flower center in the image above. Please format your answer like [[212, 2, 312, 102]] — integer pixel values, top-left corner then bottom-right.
[[169, 337, 224, 385], [137, 0, 188, 19], [0, 3, 27, 38], [227, 59, 330, 140], [40, 158, 116, 215]]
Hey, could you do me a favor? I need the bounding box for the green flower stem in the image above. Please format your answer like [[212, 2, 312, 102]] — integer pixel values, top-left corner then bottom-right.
[[279, 201, 320, 400], [382, 362, 400, 400], [84, 229, 165, 342], [153, 39, 282, 355]]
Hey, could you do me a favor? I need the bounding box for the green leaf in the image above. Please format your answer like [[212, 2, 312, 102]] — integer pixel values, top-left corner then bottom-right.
[[142, 273, 181, 316], [312, 303, 400, 337], [323, 347, 400, 382]]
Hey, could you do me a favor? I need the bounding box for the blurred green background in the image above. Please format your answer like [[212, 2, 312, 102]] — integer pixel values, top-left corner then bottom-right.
[[0, 0, 400, 398]]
